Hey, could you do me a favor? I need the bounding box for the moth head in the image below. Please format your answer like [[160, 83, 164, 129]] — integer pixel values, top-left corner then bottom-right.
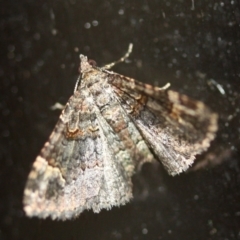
[[79, 54, 96, 73]]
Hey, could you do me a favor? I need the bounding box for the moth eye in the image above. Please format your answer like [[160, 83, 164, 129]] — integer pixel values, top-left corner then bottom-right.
[[88, 59, 97, 67]]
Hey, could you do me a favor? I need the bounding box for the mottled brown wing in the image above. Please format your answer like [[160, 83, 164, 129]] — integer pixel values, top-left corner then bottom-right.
[[108, 73, 218, 176], [23, 90, 133, 220]]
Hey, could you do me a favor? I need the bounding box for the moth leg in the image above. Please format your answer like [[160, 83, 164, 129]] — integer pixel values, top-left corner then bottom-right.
[[158, 83, 171, 90], [50, 102, 65, 111], [102, 43, 133, 70]]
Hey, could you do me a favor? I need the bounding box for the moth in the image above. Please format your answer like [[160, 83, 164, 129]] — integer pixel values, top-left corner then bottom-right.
[[23, 44, 218, 220]]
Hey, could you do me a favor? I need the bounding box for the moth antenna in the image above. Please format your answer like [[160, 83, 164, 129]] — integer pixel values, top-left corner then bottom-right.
[[102, 43, 133, 70], [74, 74, 81, 93]]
